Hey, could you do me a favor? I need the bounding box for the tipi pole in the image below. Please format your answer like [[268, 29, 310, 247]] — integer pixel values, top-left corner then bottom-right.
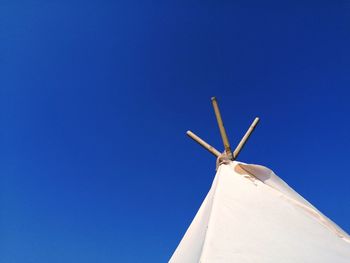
[[186, 131, 221, 157], [211, 97, 232, 159], [233, 117, 259, 159]]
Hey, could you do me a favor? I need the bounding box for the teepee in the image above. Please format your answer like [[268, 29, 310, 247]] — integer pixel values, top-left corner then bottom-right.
[[169, 97, 350, 262]]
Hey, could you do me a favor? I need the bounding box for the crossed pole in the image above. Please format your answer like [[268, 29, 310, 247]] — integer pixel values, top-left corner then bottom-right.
[[186, 97, 259, 161]]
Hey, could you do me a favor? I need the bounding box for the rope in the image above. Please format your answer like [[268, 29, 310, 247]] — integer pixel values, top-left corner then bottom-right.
[[216, 152, 232, 170]]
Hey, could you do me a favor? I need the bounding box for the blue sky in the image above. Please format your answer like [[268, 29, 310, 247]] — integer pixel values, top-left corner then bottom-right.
[[1, 1, 350, 262]]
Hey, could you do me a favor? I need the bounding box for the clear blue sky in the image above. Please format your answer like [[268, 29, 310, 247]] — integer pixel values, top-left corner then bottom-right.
[[1, 1, 350, 262]]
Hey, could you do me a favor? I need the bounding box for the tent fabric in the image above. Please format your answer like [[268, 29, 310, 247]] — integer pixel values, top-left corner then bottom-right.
[[169, 162, 350, 263]]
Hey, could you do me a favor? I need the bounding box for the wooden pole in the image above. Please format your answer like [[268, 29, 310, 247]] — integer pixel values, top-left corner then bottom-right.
[[186, 131, 221, 157], [233, 117, 259, 160], [211, 97, 232, 158]]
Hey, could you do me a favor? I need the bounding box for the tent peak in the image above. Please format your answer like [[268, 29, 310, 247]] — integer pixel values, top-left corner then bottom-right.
[[187, 97, 259, 163]]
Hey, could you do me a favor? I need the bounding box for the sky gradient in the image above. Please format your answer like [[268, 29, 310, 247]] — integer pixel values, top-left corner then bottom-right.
[[1, 1, 350, 262]]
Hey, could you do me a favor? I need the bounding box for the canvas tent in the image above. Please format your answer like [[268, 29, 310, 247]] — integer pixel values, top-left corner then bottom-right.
[[170, 97, 350, 262], [169, 162, 350, 262]]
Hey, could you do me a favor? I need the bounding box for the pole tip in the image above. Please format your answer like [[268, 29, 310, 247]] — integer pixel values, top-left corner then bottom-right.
[[211, 96, 217, 101]]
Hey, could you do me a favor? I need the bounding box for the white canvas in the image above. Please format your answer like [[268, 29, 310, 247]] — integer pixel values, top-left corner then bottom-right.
[[170, 162, 350, 263]]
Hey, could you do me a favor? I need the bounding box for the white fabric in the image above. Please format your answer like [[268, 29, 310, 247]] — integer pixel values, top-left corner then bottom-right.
[[169, 162, 350, 263]]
